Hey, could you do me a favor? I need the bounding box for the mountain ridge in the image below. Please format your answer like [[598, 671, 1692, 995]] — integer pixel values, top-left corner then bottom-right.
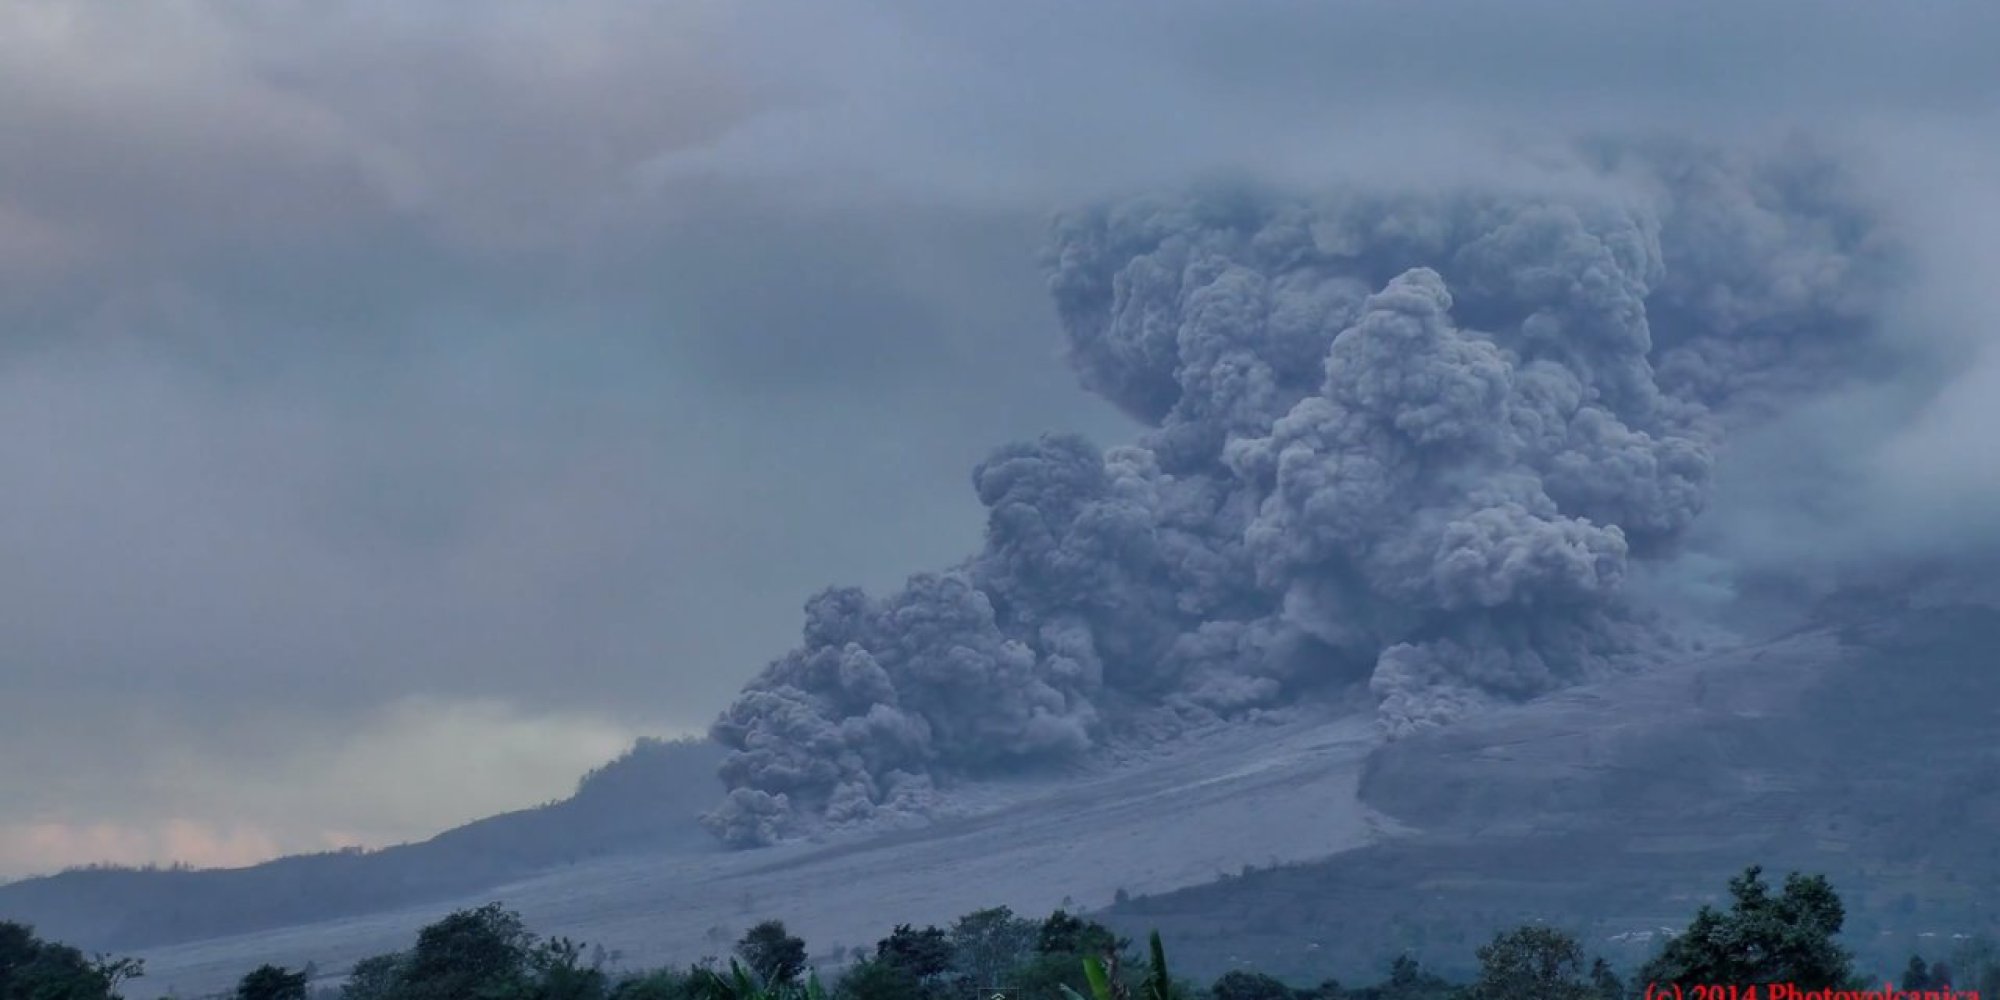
[[0, 737, 725, 951]]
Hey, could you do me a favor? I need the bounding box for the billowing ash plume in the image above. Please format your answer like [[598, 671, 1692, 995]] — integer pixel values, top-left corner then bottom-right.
[[703, 141, 1894, 846]]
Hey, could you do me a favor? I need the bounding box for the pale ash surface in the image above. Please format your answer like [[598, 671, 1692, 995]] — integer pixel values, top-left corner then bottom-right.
[[133, 711, 1390, 996]]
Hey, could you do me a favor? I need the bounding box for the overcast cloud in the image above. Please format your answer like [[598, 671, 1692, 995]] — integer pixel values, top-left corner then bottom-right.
[[1, 0, 1996, 876]]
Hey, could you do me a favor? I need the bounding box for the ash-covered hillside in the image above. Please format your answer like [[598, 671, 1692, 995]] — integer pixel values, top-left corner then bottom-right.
[[1105, 590, 2000, 983]]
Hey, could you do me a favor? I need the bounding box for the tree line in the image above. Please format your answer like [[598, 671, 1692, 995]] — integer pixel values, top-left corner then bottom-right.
[[3, 866, 1995, 1000]]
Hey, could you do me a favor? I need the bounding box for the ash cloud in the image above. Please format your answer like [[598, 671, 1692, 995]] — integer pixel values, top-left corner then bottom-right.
[[706, 141, 1897, 844], [2, 0, 1991, 877]]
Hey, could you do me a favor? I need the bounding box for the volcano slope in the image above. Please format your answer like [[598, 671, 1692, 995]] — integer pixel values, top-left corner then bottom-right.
[[1106, 598, 2000, 983], [119, 707, 1394, 996], [0, 737, 727, 954], [106, 598, 2000, 995]]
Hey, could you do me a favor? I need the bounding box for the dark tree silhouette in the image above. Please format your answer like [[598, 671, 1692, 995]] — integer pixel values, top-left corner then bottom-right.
[[736, 920, 809, 986], [1037, 912, 1127, 959], [1209, 970, 1293, 1000], [235, 964, 309, 1000], [1465, 927, 1596, 1000], [339, 953, 407, 1000], [1640, 867, 1858, 991], [877, 925, 952, 981], [400, 903, 535, 1000], [0, 920, 143, 1000], [1902, 955, 1935, 991]]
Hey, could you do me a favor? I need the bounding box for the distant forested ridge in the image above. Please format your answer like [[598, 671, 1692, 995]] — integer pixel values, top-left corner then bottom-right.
[[0, 738, 724, 951]]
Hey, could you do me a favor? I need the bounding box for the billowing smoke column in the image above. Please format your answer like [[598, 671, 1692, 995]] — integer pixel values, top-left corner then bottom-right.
[[703, 142, 1891, 846]]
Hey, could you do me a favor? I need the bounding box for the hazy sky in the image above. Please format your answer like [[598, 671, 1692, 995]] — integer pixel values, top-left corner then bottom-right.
[[2, 0, 1996, 877]]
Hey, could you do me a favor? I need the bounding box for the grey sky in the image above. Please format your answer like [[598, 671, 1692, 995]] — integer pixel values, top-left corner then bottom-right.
[[1, 0, 1996, 876]]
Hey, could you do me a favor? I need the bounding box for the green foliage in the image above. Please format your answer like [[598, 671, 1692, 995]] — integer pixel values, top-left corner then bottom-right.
[[1464, 927, 1595, 1000], [1007, 953, 1098, 1000], [339, 954, 407, 1000], [690, 960, 760, 1000], [1056, 950, 1129, 1000], [691, 960, 825, 1000], [0, 920, 143, 1000], [838, 924, 952, 1000], [89, 957, 145, 1000], [1638, 866, 1858, 991], [1086, 954, 1116, 1000], [1060, 929, 1174, 1000], [948, 909, 1037, 993], [1058, 953, 1116, 1000], [874, 926, 951, 983], [335, 905, 618, 1000], [1022, 912, 1130, 1000], [534, 938, 609, 1000], [2, 861, 1918, 1000], [1142, 932, 1173, 1000], [236, 965, 309, 1000], [399, 903, 536, 1000], [735, 923, 808, 988], [1036, 913, 1126, 960]]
